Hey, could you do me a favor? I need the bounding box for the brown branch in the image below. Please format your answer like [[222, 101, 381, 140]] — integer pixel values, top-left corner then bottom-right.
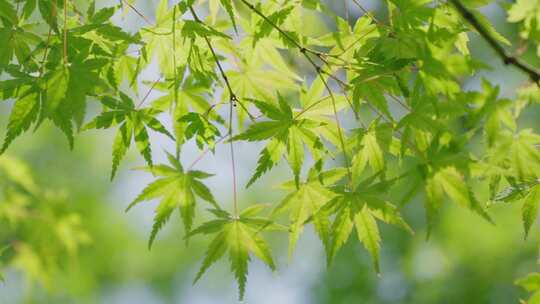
[[449, 0, 540, 85]]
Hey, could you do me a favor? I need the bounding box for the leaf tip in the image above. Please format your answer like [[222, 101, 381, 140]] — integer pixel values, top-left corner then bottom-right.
[[147, 238, 155, 251]]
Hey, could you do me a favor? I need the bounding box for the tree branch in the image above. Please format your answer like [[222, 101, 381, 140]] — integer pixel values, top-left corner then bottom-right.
[[119, 0, 153, 26], [189, 5, 239, 217], [449, 0, 540, 85]]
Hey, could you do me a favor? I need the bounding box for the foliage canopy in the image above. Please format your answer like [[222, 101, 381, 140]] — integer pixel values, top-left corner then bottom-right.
[[2, 0, 540, 300]]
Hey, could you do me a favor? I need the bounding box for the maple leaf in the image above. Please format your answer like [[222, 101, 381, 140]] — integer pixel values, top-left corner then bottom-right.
[[84, 92, 174, 179], [189, 205, 285, 300], [1, 88, 40, 154], [425, 166, 493, 237], [322, 174, 412, 272], [126, 152, 219, 248], [272, 166, 348, 260], [233, 95, 324, 187]]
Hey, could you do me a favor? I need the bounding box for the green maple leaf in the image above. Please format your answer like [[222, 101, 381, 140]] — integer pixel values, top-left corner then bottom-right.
[[38, 0, 59, 32], [490, 130, 540, 181], [318, 15, 379, 59], [84, 92, 174, 179], [466, 80, 516, 147], [272, 166, 348, 260], [0, 56, 110, 152], [350, 122, 393, 185], [1, 24, 42, 70], [492, 179, 538, 204], [227, 45, 299, 114], [252, 5, 294, 47], [516, 272, 540, 303], [140, 0, 188, 77], [425, 166, 493, 237], [1, 88, 40, 154], [232, 96, 294, 142], [181, 20, 231, 39], [295, 77, 349, 148], [65, 58, 109, 129], [0, 28, 13, 70], [39, 67, 74, 147], [127, 152, 219, 248], [149, 75, 224, 149], [522, 184, 540, 238], [0, 0, 18, 25], [179, 112, 221, 150], [233, 96, 324, 187], [189, 205, 284, 300], [219, 0, 238, 33], [245, 137, 286, 188], [322, 175, 412, 272]]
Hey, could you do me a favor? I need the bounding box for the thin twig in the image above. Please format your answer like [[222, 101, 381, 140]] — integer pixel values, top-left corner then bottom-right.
[[350, 0, 387, 29], [228, 100, 239, 217], [172, 6, 181, 160], [189, 5, 239, 217], [205, 99, 256, 122], [188, 7, 236, 100], [137, 76, 162, 108], [187, 134, 229, 170], [119, 0, 153, 26]]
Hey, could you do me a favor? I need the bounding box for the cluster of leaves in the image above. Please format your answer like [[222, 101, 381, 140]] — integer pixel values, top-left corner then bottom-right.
[[517, 268, 540, 304], [508, 0, 540, 56], [1, 0, 540, 299], [0, 155, 91, 286]]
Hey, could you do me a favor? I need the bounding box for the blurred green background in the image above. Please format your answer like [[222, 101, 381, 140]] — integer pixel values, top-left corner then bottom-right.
[[1, 0, 540, 303]]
